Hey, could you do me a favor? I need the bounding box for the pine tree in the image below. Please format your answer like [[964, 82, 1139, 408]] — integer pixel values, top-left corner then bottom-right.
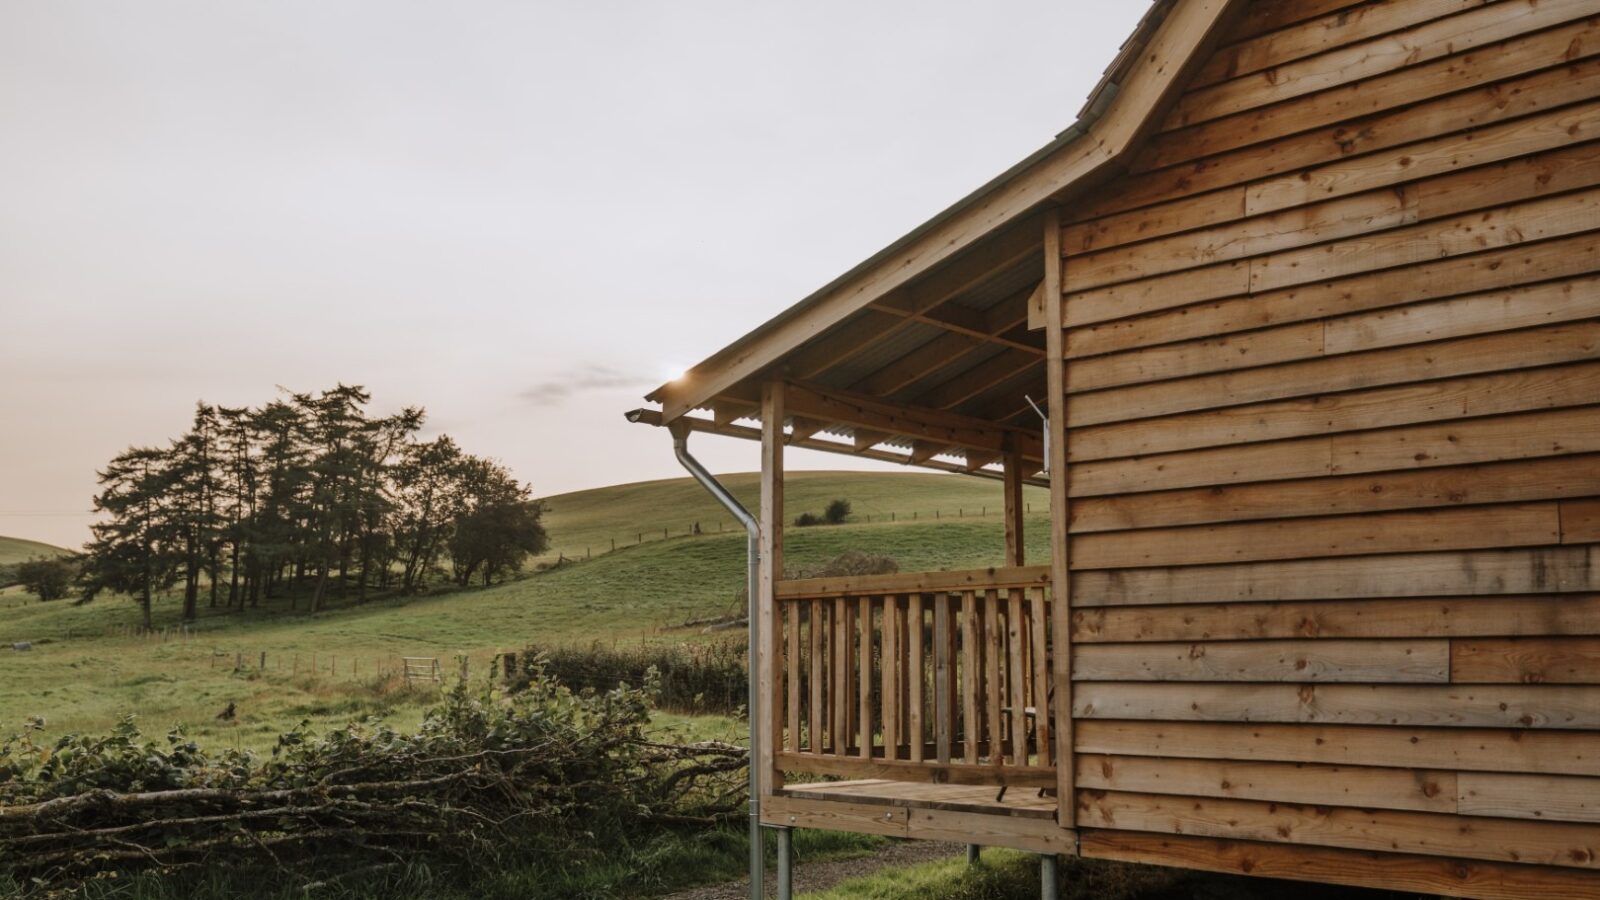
[[81, 447, 180, 630]]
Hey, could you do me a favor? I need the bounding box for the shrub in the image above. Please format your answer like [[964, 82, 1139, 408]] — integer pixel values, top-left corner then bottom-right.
[[823, 498, 852, 524], [16, 556, 75, 602], [0, 676, 745, 893], [787, 549, 898, 580], [794, 498, 852, 527], [508, 640, 747, 715]]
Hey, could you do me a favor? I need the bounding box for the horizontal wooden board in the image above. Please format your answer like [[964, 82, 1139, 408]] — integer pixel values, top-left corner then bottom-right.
[[1064, 181, 1418, 290], [1226, 0, 1377, 43], [1070, 376, 1600, 481], [775, 564, 1049, 598], [1458, 772, 1600, 822], [1073, 682, 1600, 729], [1068, 274, 1600, 392], [1069, 93, 1600, 255], [1065, 232, 1600, 358], [1070, 455, 1600, 533], [1193, 0, 1494, 87], [1566, 497, 1600, 542], [1072, 545, 1600, 607], [1250, 99, 1600, 218], [776, 751, 1056, 788], [1077, 790, 1600, 869], [1165, 0, 1600, 129], [1072, 639, 1449, 682], [1071, 53, 1600, 227], [1075, 752, 1457, 813], [1072, 319, 1600, 428], [1071, 502, 1560, 570], [1254, 186, 1600, 295], [1452, 638, 1600, 684], [1072, 594, 1600, 643], [1066, 187, 1600, 327], [1138, 15, 1600, 171], [1074, 719, 1600, 776], [1324, 274, 1600, 356], [1068, 398, 1600, 496], [1081, 830, 1600, 900], [1065, 139, 1600, 294]]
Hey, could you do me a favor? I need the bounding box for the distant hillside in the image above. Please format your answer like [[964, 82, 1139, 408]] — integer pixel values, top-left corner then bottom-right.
[[0, 535, 70, 566], [536, 470, 1047, 563]]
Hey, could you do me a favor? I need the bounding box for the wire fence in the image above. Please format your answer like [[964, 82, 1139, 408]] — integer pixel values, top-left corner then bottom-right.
[[531, 501, 1040, 566]]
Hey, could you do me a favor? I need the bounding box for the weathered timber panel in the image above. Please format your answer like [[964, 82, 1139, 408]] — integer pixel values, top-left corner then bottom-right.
[[1055, 1, 1600, 891]]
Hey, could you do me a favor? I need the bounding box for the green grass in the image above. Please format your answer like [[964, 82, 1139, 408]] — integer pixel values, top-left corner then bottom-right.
[[537, 470, 1046, 563], [0, 472, 1051, 750], [0, 534, 70, 567]]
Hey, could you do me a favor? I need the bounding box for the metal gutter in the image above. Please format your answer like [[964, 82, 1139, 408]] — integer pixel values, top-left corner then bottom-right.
[[658, 416, 766, 900]]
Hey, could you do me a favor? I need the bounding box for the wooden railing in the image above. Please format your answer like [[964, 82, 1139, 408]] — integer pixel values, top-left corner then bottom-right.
[[773, 565, 1055, 788]]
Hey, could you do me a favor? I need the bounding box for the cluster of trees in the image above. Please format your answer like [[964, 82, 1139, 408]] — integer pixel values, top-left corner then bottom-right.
[[79, 385, 548, 628]]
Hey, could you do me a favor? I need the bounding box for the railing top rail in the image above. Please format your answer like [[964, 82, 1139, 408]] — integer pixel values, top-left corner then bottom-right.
[[776, 564, 1051, 599]]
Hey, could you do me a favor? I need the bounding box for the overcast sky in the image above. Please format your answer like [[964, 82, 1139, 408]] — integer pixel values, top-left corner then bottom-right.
[[0, 1, 1148, 548]]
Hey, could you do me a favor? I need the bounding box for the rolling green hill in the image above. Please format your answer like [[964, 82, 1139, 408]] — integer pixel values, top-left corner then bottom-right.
[[537, 470, 1044, 562], [0, 535, 70, 566], [0, 471, 1049, 749]]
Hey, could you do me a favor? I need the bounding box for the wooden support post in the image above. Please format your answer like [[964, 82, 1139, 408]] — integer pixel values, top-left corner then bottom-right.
[[1043, 207, 1074, 826], [1004, 440, 1026, 567], [760, 379, 786, 792]]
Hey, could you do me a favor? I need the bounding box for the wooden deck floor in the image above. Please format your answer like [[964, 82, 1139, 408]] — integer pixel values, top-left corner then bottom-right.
[[780, 779, 1057, 819]]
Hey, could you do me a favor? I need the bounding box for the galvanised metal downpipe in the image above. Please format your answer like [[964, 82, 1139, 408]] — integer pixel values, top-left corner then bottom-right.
[[666, 419, 765, 900]]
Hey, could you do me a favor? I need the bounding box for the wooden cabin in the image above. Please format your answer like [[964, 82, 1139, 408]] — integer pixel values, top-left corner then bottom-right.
[[628, 1, 1600, 896]]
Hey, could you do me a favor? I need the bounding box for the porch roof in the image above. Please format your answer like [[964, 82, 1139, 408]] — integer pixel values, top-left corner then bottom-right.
[[628, 0, 1240, 478]]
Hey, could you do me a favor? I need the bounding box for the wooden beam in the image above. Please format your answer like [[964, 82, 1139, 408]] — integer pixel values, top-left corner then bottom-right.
[[1004, 440, 1026, 566], [784, 381, 1043, 463], [652, 0, 1244, 421], [759, 381, 785, 794], [1043, 209, 1074, 826], [787, 416, 825, 443], [852, 429, 891, 452]]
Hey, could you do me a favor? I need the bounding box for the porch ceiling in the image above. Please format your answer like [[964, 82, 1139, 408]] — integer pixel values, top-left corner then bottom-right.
[[633, 231, 1048, 480]]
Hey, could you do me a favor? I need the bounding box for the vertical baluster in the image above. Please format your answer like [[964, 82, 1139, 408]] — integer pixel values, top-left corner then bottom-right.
[[960, 589, 979, 765], [933, 592, 952, 764], [943, 594, 957, 762], [843, 597, 858, 751], [983, 589, 1003, 767], [858, 596, 873, 759], [907, 593, 924, 764], [809, 599, 823, 753], [786, 602, 800, 752], [1030, 586, 1052, 765], [832, 598, 847, 756], [1007, 588, 1027, 767], [882, 595, 900, 760]]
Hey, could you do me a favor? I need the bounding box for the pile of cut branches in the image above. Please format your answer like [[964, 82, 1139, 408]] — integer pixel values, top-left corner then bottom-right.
[[0, 672, 746, 891]]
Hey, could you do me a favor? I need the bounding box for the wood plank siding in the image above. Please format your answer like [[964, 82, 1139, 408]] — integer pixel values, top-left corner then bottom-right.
[[1056, 0, 1600, 890]]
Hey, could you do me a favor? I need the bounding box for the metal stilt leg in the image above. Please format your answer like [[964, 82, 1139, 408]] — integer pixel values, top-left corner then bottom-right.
[[776, 827, 793, 900], [967, 844, 981, 865], [1040, 853, 1058, 899]]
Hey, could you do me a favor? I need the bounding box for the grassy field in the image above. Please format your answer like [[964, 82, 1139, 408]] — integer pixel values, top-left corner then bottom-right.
[[0, 534, 69, 566], [537, 470, 1045, 563], [0, 471, 1049, 751]]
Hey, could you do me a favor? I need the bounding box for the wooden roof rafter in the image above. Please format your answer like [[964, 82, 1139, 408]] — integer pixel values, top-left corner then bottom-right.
[[850, 280, 1043, 397]]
